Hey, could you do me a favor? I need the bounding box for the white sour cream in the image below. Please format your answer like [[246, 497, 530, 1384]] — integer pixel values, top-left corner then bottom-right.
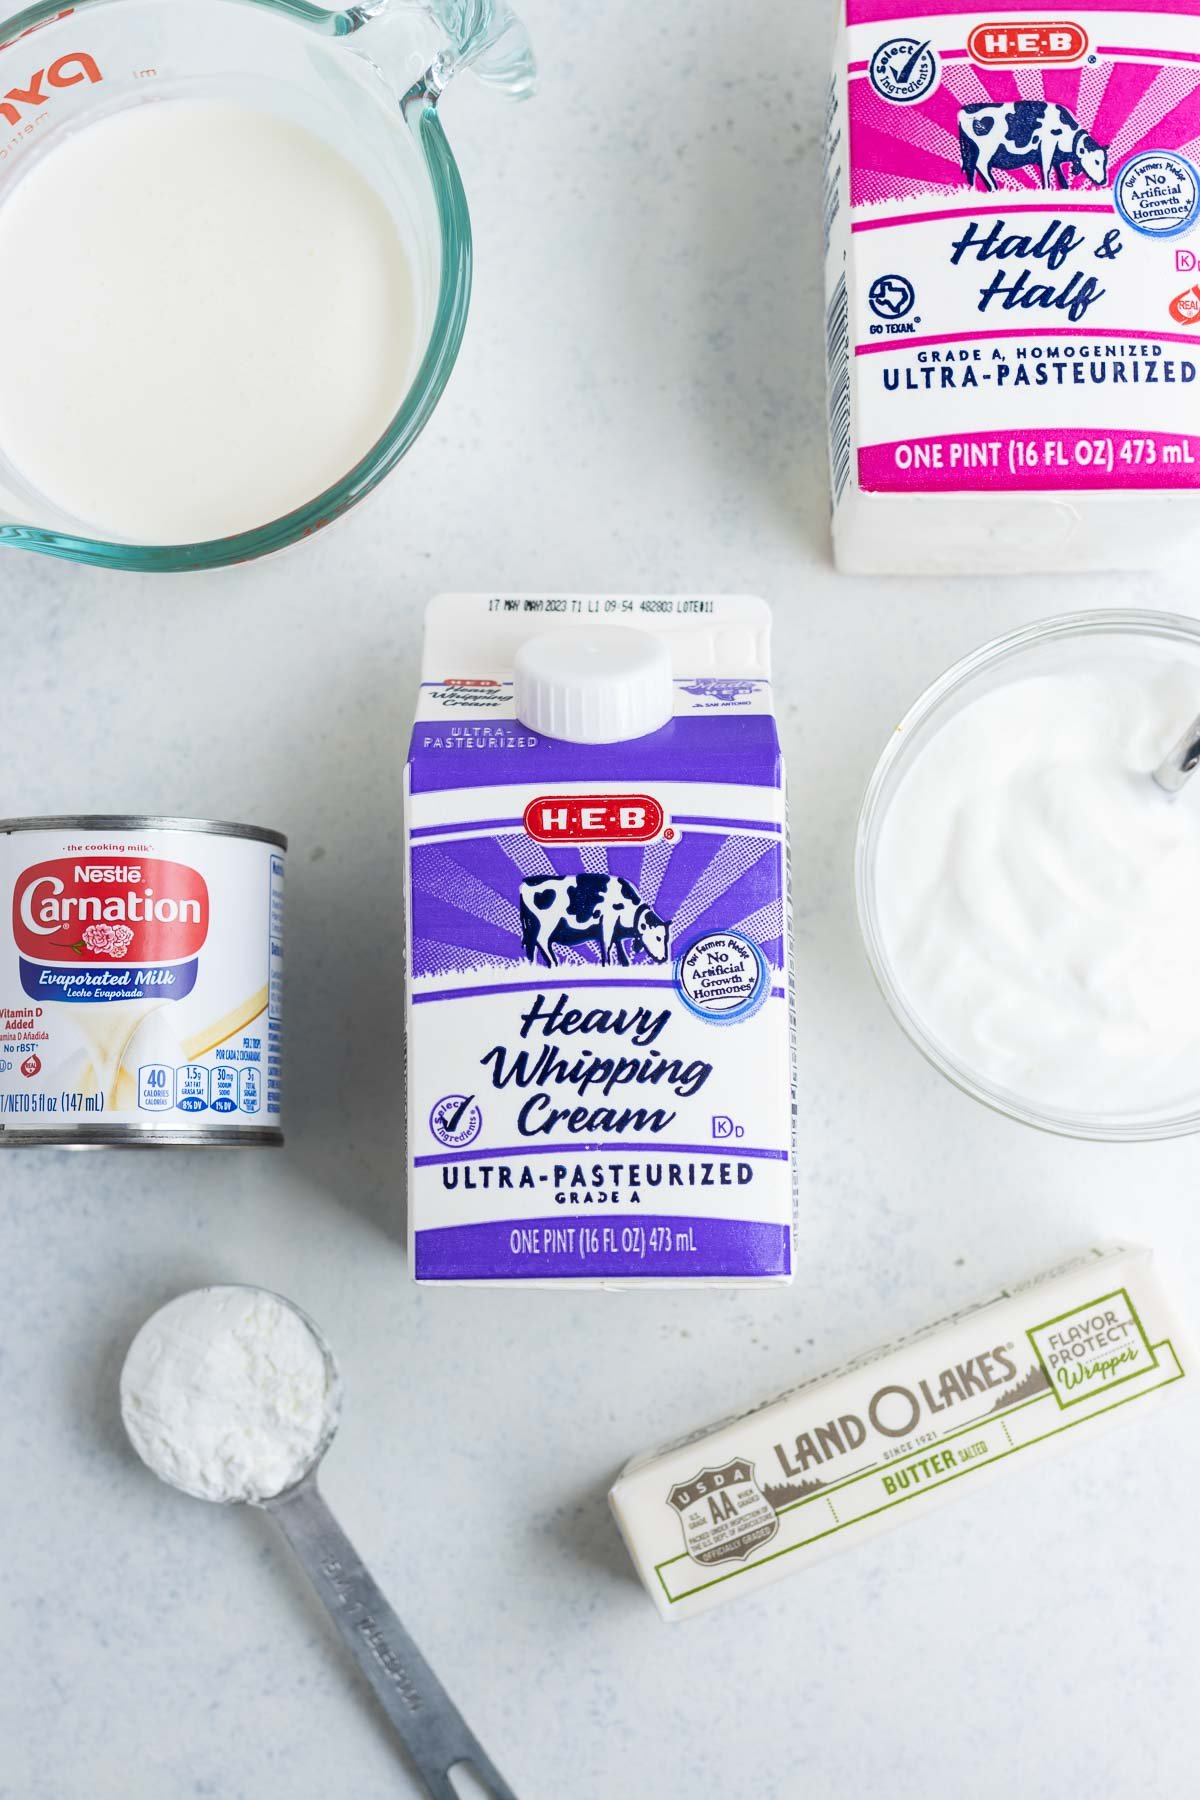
[[874, 660, 1200, 1120]]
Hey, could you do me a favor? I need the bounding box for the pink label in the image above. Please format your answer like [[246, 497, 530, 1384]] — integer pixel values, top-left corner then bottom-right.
[[830, 4, 1200, 495], [859, 426, 1200, 487], [848, 0, 1198, 21]]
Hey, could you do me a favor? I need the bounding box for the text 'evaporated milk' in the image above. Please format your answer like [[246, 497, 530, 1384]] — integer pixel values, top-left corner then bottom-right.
[[0, 817, 285, 1147], [404, 596, 796, 1287], [825, 0, 1200, 573]]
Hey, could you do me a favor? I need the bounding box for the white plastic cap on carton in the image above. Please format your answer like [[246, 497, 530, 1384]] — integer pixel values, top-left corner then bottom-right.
[[513, 627, 674, 743]]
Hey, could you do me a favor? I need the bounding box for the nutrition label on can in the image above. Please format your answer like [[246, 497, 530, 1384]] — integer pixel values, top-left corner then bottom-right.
[[267, 851, 284, 1119]]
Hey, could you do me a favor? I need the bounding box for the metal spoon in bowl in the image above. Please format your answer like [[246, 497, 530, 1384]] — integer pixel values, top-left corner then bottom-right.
[[120, 1285, 517, 1800], [1153, 709, 1200, 794]]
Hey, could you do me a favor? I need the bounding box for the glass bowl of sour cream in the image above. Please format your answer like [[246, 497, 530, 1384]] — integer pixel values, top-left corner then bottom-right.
[[0, 0, 534, 571], [857, 609, 1200, 1140]]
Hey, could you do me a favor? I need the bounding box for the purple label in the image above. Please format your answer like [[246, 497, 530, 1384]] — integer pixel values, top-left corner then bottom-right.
[[408, 714, 782, 793], [20, 957, 199, 1002], [413, 1215, 793, 1281], [410, 828, 784, 982], [407, 683, 793, 1285]]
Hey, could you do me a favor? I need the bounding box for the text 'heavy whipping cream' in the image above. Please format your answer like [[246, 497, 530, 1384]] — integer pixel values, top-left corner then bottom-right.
[[0, 817, 285, 1146], [404, 596, 797, 1287], [825, 1, 1200, 572]]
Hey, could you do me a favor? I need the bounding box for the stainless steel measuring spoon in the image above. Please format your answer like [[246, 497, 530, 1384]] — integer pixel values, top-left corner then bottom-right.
[[121, 1286, 517, 1800]]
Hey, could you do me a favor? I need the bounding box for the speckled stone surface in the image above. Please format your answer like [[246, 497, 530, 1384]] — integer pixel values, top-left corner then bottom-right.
[[2, 4, 1199, 1797]]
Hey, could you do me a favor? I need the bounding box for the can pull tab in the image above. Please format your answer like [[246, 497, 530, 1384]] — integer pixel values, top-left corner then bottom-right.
[[514, 627, 675, 744]]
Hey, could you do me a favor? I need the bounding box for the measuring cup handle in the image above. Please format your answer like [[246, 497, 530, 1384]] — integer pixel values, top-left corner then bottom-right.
[[358, 0, 536, 102], [265, 1479, 518, 1800]]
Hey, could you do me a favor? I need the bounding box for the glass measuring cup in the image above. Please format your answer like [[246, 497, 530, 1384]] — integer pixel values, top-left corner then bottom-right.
[[121, 1285, 517, 1797], [0, 0, 534, 572]]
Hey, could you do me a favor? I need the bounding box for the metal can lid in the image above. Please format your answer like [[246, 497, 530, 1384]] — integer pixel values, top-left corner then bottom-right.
[[0, 815, 288, 851]]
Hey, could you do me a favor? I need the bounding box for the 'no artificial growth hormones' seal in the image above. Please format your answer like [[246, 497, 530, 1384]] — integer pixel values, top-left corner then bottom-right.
[[0, 816, 285, 1147]]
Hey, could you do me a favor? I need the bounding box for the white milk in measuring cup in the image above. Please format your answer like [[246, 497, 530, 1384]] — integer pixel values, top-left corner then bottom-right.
[[404, 595, 797, 1288], [0, 94, 419, 546], [826, 1, 1200, 572], [0, 818, 284, 1146], [0, 0, 535, 567]]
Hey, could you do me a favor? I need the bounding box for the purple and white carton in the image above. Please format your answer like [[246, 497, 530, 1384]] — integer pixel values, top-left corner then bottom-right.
[[404, 595, 797, 1287]]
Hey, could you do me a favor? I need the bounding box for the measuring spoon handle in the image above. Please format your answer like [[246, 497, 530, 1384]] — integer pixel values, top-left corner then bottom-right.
[[266, 1479, 517, 1800]]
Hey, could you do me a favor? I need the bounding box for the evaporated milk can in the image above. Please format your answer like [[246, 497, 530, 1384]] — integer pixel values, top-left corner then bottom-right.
[[0, 816, 285, 1146]]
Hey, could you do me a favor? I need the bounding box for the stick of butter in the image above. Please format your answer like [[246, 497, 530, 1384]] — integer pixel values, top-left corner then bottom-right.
[[610, 1245, 1193, 1620]]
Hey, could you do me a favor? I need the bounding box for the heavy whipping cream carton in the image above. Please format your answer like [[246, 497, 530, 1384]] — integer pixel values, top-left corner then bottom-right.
[[404, 595, 795, 1286], [0, 817, 285, 1147], [825, 1, 1200, 571], [611, 1245, 1194, 1618]]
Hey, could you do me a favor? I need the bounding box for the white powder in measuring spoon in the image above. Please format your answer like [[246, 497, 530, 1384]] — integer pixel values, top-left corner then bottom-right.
[[120, 1287, 340, 1504]]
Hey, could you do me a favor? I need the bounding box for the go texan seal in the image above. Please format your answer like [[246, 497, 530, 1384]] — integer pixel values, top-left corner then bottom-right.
[[667, 1459, 779, 1567]]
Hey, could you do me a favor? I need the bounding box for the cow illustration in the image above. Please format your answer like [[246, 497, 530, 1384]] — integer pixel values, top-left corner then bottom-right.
[[518, 873, 671, 967], [959, 101, 1109, 192]]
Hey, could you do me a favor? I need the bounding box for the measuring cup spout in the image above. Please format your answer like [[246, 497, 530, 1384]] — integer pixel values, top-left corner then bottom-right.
[[357, 0, 536, 104]]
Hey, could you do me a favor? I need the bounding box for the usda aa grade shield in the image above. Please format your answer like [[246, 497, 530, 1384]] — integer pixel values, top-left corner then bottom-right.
[[667, 1459, 779, 1567]]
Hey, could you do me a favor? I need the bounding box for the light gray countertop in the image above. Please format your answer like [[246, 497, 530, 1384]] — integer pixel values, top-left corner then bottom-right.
[[2, 4, 1198, 1797]]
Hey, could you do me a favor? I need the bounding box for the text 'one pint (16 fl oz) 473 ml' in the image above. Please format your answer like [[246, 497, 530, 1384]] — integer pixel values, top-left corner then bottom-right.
[[403, 594, 796, 1288]]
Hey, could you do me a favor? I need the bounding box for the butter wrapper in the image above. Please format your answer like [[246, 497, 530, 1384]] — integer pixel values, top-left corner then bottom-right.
[[610, 1245, 1193, 1619]]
